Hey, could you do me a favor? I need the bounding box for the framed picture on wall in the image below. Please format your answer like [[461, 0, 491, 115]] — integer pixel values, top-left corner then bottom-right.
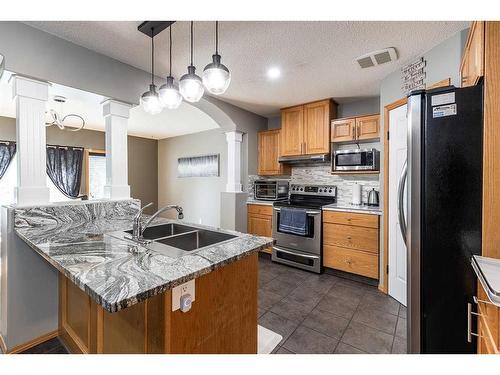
[[177, 154, 220, 178]]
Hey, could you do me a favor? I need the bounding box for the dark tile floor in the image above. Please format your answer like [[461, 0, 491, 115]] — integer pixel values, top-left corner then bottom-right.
[[20, 254, 407, 355], [258, 254, 407, 354]]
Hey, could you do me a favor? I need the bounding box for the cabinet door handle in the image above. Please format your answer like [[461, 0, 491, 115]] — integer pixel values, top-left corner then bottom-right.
[[467, 302, 482, 343]]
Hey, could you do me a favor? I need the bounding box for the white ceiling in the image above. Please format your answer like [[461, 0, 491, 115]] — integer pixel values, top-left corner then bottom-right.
[[0, 71, 219, 139], [24, 21, 469, 117]]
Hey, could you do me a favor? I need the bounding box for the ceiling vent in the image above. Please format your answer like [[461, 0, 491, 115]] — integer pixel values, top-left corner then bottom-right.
[[355, 48, 398, 69]]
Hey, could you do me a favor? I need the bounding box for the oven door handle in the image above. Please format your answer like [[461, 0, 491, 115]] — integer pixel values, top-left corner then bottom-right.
[[273, 207, 321, 215], [273, 246, 320, 259]]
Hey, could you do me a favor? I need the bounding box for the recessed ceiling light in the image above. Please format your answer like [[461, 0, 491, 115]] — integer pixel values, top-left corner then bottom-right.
[[267, 67, 281, 80]]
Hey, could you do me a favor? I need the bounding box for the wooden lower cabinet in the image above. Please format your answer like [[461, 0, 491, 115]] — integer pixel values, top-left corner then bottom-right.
[[477, 283, 499, 354], [323, 211, 380, 279], [247, 203, 273, 254], [59, 253, 258, 354]]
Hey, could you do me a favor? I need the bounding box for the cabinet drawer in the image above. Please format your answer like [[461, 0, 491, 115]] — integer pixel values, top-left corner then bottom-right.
[[323, 223, 379, 253], [323, 245, 378, 279], [247, 204, 273, 216], [323, 210, 379, 228]]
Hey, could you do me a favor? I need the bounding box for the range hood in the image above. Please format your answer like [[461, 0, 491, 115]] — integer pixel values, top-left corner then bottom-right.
[[278, 153, 331, 164]]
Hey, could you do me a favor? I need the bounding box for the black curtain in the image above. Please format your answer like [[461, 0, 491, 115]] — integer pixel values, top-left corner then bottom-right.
[[0, 141, 16, 179], [46, 145, 84, 199]]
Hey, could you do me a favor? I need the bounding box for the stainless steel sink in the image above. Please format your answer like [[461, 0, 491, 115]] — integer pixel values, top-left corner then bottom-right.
[[124, 223, 196, 240], [107, 223, 237, 258], [156, 230, 236, 251]]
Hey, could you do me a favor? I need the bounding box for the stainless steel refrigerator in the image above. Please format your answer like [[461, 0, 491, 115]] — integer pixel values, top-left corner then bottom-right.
[[403, 84, 483, 353]]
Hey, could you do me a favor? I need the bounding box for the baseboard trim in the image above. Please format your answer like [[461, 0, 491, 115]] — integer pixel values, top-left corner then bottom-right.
[[3, 330, 59, 354]]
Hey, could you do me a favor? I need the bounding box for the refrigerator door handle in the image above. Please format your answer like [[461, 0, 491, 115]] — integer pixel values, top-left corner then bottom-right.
[[397, 159, 408, 241]]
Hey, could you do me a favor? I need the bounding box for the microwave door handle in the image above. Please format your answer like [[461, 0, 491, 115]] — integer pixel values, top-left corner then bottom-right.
[[397, 159, 408, 241]]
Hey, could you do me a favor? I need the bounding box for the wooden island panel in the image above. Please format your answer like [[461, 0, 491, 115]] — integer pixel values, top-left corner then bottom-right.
[[59, 253, 258, 354]]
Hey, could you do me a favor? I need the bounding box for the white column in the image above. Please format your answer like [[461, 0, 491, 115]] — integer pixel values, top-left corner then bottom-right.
[[102, 99, 132, 200], [10, 75, 50, 206], [225, 131, 243, 193]]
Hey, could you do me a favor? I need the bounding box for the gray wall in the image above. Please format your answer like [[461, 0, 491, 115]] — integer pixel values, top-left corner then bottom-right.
[[157, 129, 227, 227], [337, 97, 380, 118], [0, 116, 158, 213], [377, 28, 469, 288]]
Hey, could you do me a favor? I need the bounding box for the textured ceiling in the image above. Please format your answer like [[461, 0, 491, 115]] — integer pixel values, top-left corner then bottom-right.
[[0, 72, 219, 139], [24, 21, 469, 117]]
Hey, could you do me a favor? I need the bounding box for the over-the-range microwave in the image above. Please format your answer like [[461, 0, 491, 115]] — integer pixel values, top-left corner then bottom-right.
[[332, 148, 380, 172]]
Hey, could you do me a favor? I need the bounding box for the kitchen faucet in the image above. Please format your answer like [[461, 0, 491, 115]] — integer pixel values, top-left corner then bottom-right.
[[132, 202, 184, 241]]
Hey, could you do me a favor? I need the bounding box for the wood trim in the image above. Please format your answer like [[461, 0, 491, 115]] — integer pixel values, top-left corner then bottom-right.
[[381, 97, 407, 294], [426, 78, 451, 90], [331, 113, 380, 122], [482, 21, 500, 260], [0, 333, 7, 354], [280, 97, 338, 111], [4, 330, 59, 354]]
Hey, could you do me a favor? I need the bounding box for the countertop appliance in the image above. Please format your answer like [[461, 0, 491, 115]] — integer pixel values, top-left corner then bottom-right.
[[404, 84, 483, 353], [272, 184, 336, 273], [333, 148, 380, 172], [367, 188, 379, 206], [254, 180, 289, 201]]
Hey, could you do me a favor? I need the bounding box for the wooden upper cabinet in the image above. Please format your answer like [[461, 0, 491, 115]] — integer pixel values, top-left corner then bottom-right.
[[280, 99, 335, 157], [280, 106, 304, 156], [304, 100, 334, 154], [257, 129, 289, 176], [461, 21, 485, 87], [331, 118, 356, 142], [331, 114, 380, 143], [356, 114, 380, 141]]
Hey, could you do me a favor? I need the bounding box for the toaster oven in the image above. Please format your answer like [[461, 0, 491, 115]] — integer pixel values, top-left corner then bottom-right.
[[254, 180, 289, 201]]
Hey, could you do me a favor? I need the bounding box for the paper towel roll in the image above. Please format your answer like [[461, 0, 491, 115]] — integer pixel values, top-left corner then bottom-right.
[[352, 183, 361, 205]]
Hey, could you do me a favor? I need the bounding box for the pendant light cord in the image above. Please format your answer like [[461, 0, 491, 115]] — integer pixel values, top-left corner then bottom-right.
[[190, 21, 194, 66], [151, 28, 155, 85], [169, 25, 172, 76], [215, 21, 219, 55]]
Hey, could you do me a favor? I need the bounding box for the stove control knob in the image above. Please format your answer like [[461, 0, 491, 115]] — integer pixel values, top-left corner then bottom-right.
[[300, 187, 304, 191]]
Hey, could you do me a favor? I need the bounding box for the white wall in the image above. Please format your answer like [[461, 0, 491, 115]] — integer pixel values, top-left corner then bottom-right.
[[157, 129, 227, 227]]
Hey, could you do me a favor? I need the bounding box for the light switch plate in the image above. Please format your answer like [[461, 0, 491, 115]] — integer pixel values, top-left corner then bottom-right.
[[172, 279, 196, 311]]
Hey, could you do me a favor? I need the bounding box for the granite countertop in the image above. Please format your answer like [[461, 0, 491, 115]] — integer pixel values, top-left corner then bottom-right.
[[322, 203, 382, 215], [472, 255, 500, 307], [14, 207, 272, 313]]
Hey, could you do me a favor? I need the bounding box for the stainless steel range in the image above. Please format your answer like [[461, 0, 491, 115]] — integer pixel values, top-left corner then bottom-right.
[[272, 184, 337, 273]]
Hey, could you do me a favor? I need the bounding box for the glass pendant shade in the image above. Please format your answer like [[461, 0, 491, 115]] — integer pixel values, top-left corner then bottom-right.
[[179, 65, 204, 103], [159, 76, 182, 109], [140, 84, 162, 115], [203, 54, 231, 95]]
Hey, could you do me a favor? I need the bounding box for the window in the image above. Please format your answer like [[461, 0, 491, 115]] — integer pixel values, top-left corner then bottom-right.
[[0, 149, 108, 204], [86, 151, 106, 200]]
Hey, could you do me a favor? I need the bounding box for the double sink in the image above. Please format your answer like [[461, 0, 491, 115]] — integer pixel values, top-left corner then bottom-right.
[[108, 223, 237, 258]]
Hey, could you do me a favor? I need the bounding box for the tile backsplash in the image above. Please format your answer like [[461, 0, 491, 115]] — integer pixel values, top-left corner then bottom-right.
[[249, 142, 381, 205]]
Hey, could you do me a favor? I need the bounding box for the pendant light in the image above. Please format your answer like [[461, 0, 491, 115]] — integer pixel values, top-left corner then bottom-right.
[[140, 28, 163, 115], [179, 21, 204, 103], [159, 25, 183, 109], [203, 21, 231, 95]]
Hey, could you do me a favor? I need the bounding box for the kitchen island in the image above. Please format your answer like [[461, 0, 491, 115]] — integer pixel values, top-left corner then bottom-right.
[[12, 199, 272, 354]]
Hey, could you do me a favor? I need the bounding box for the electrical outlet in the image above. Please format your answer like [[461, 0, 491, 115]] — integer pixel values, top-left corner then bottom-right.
[[172, 279, 195, 312]]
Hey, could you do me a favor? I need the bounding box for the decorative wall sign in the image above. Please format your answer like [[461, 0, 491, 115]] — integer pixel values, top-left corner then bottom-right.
[[401, 57, 426, 95], [177, 154, 220, 178]]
